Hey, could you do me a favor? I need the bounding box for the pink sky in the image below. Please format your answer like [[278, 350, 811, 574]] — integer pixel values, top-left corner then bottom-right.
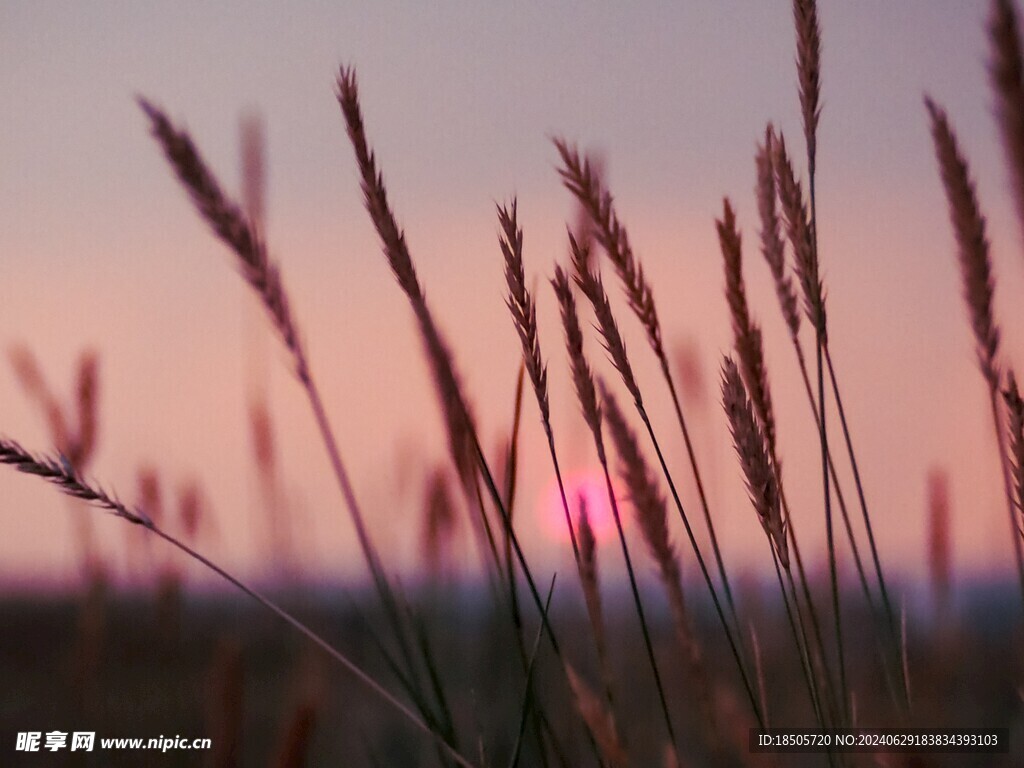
[[2, 1, 1023, 590]]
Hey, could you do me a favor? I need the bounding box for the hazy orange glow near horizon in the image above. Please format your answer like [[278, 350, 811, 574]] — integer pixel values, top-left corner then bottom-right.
[[2, 1, 1024, 594]]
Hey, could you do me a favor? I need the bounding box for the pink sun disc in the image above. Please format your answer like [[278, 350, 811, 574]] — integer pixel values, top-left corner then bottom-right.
[[539, 468, 617, 545]]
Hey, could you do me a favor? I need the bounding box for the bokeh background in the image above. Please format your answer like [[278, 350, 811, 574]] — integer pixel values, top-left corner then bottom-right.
[[2, 0, 1023, 593]]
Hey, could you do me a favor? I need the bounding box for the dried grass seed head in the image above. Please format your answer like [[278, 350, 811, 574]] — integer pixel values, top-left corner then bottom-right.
[[717, 200, 777, 453], [989, 0, 1024, 251], [552, 262, 605, 459], [0, 438, 152, 528], [721, 357, 788, 567], [794, 0, 822, 171], [139, 98, 305, 376], [600, 380, 680, 586], [756, 125, 801, 340], [571, 238, 643, 408], [1004, 371, 1024, 520], [925, 97, 1001, 385], [336, 67, 478, 488], [555, 138, 665, 361], [772, 132, 827, 343], [499, 200, 549, 424], [335, 67, 423, 304], [564, 664, 627, 768]]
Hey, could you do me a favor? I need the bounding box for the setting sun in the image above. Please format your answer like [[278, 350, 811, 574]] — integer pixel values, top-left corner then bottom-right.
[[538, 467, 619, 545]]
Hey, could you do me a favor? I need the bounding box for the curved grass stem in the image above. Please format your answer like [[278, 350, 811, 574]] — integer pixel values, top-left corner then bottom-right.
[[634, 404, 765, 728], [823, 345, 911, 710], [660, 365, 742, 636], [0, 439, 477, 768]]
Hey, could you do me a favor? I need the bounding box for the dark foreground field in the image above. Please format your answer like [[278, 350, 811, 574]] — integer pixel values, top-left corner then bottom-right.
[[0, 583, 1020, 767]]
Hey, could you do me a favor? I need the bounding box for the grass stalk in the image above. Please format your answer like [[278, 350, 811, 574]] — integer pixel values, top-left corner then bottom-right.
[[140, 98, 458, 744], [507, 577, 557, 768], [555, 141, 742, 634], [791, 0, 854, 722], [771, 549, 826, 730], [816, 336, 848, 724], [564, 665, 628, 768], [634, 400, 764, 728], [720, 356, 828, 727], [576, 498, 616, 713], [926, 96, 1024, 608], [499, 200, 581, 564], [552, 259, 677, 747], [334, 88, 591, 752], [0, 439, 477, 768], [989, 0, 1024, 253], [569, 249, 763, 727], [600, 381, 721, 743], [772, 128, 849, 724], [755, 127, 876, 623], [336, 69, 569, 668], [823, 346, 910, 707], [502, 359, 528, 680]]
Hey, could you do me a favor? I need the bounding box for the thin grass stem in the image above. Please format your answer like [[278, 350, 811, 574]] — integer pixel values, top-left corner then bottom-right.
[[508, 577, 557, 768], [0, 439, 477, 768], [634, 402, 764, 728], [824, 346, 910, 709]]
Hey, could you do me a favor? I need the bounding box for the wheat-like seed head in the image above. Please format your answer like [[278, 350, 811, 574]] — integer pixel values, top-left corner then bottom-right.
[[137, 467, 164, 527], [336, 66, 478, 485], [990, 0, 1024, 253], [719, 199, 753, 343], [568, 153, 605, 270], [600, 380, 681, 591], [8, 346, 71, 455], [717, 199, 778, 455], [555, 139, 665, 363], [926, 467, 952, 606], [0, 438, 153, 528], [335, 67, 423, 303], [602, 383, 712, 727], [73, 351, 99, 470], [721, 357, 788, 568], [772, 132, 827, 344], [552, 262, 605, 462], [577, 495, 608, 668], [423, 467, 457, 573], [240, 112, 265, 226], [179, 481, 204, 542], [424, 323, 480, 488], [1004, 372, 1024, 529], [756, 125, 801, 341], [0, 442, 469, 766], [926, 97, 1001, 387], [793, 0, 822, 173], [9, 347, 99, 472], [564, 664, 627, 768], [139, 99, 306, 380], [578, 495, 599, 599], [572, 239, 644, 409], [499, 200, 550, 426], [8, 346, 49, 402], [250, 399, 276, 476]]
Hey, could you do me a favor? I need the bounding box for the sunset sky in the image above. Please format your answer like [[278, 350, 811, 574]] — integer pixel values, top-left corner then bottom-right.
[[2, 1, 1024, 592]]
